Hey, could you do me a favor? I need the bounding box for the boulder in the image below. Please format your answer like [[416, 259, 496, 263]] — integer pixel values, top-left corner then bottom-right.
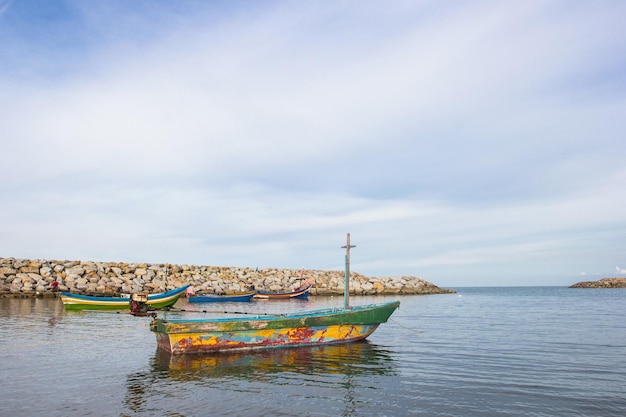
[[570, 277, 626, 288]]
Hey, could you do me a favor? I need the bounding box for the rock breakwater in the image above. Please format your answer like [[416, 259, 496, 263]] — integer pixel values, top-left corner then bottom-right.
[[0, 257, 455, 297], [569, 277, 626, 288]]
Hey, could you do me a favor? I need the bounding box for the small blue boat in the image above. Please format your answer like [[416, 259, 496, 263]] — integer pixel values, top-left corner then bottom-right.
[[187, 291, 256, 303]]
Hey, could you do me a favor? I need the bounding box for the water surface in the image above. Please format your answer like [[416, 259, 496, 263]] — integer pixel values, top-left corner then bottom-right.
[[1, 287, 624, 416]]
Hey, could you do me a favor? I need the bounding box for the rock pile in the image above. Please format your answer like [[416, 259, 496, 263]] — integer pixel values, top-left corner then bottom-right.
[[0, 257, 455, 297], [569, 277, 626, 288]]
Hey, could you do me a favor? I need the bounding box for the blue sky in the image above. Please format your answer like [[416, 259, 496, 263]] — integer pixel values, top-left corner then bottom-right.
[[1, 0, 625, 287]]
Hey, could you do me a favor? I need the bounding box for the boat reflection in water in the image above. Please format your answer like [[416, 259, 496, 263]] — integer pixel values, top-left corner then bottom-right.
[[124, 341, 398, 416], [153, 340, 397, 379]]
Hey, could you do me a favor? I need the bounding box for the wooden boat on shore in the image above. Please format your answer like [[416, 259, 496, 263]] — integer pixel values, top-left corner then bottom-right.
[[150, 300, 400, 354], [188, 291, 256, 303], [60, 285, 189, 311]]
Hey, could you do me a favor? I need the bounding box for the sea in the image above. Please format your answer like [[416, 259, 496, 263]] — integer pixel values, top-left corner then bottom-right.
[[0, 287, 624, 417]]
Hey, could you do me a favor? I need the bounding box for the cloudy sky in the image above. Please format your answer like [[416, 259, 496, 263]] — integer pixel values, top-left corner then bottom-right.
[[1, 0, 624, 287]]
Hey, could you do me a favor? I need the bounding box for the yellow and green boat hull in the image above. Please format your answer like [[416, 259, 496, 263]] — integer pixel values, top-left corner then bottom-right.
[[60, 285, 189, 311], [151, 301, 400, 354]]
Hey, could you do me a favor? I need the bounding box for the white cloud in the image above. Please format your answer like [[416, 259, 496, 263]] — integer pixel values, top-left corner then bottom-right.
[[1, 1, 626, 286]]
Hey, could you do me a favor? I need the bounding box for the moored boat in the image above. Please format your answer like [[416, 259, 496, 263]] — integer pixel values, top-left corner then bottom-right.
[[60, 285, 190, 310], [188, 291, 256, 303], [253, 286, 310, 300], [150, 300, 400, 354], [253, 277, 314, 300], [149, 234, 399, 355]]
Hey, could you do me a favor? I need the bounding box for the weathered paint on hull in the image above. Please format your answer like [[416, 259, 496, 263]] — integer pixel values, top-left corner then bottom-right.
[[156, 323, 380, 354], [60, 285, 189, 310], [151, 301, 400, 354]]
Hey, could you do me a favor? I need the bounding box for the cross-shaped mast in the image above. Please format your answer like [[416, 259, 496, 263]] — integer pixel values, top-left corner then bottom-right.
[[341, 233, 356, 309]]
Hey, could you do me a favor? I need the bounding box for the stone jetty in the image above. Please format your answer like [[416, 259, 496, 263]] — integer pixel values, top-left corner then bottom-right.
[[0, 257, 455, 297], [569, 277, 626, 288]]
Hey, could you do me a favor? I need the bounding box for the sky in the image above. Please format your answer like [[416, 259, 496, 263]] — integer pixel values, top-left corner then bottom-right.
[[1, 0, 625, 287]]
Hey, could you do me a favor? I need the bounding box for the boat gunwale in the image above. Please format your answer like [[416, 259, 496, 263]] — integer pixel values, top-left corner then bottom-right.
[[158, 300, 400, 324]]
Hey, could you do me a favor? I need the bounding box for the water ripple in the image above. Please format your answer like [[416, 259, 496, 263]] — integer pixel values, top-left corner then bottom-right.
[[1, 288, 625, 416]]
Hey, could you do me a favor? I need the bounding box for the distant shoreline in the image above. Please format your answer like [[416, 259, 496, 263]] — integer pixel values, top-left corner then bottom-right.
[[569, 277, 626, 288]]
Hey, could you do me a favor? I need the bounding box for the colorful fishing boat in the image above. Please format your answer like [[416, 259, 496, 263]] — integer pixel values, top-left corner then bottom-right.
[[60, 285, 190, 311], [187, 291, 256, 303], [150, 300, 400, 354], [149, 234, 399, 355]]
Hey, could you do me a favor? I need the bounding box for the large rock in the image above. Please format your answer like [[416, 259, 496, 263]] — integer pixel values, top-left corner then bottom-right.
[[570, 277, 626, 288]]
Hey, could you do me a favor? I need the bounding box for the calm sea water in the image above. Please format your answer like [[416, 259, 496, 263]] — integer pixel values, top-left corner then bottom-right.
[[1, 287, 624, 416]]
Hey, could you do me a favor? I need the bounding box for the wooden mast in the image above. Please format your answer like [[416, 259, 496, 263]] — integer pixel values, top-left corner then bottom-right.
[[341, 233, 356, 309]]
